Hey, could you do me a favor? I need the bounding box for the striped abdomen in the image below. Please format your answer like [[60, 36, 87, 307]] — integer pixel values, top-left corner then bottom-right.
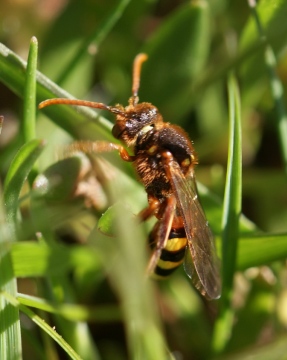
[[149, 226, 187, 278]]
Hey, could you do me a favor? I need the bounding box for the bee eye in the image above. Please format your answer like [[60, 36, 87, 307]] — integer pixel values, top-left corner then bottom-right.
[[112, 122, 125, 139]]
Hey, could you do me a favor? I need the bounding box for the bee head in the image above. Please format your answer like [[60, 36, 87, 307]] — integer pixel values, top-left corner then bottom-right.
[[112, 102, 163, 146]]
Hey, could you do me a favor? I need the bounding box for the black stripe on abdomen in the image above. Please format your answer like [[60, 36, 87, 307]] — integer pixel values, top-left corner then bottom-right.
[[151, 228, 187, 279]]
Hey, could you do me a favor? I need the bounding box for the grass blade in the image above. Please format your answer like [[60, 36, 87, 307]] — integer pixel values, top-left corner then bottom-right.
[[3, 139, 45, 238], [11, 232, 287, 280], [247, 0, 287, 175], [141, 0, 210, 120], [0, 231, 21, 360], [23, 36, 39, 185], [221, 74, 242, 294], [212, 73, 242, 353], [2, 291, 82, 360], [23, 37, 38, 143], [237, 232, 287, 269], [56, 0, 131, 85], [93, 183, 168, 359], [17, 293, 121, 322], [0, 43, 113, 142]]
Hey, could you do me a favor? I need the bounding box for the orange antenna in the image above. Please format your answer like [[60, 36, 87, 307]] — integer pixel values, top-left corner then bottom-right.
[[131, 53, 148, 105], [38, 98, 124, 115], [38, 53, 148, 112]]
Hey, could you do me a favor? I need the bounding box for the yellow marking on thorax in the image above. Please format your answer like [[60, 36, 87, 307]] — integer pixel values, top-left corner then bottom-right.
[[140, 124, 153, 135]]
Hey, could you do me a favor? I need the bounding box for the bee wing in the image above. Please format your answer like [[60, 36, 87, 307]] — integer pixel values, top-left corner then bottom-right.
[[166, 157, 221, 299]]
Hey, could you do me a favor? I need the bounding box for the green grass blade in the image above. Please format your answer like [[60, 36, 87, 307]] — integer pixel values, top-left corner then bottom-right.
[[44, 276, 100, 360], [23, 36, 39, 185], [141, 0, 210, 120], [11, 231, 287, 280], [221, 74, 242, 297], [17, 293, 121, 322], [2, 293, 82, 360], [93, 184, 168, 359], [11, 239, 103, 277], [56, 0, 131, 85], [23, 37, 38, 143], [0, 232, 21, 359], [0, 70, 24, 358], [212, 73, 242, 353], [3, 139, 45, 238], [237, 232, 287, 269], [1, 292, 99, 360], [240, 0, 287, 86], [247, 0, 287, 175], [0, 43, 113, 142]]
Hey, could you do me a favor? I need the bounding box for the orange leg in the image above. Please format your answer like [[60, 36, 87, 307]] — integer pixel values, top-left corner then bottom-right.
[[138, 197, 161, 222], [146, 196, 176, 276], [67, 140, 135, 162]]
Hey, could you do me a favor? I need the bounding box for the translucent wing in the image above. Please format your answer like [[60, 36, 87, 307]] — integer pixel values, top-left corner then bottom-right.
[[166, 157, 221, 299]]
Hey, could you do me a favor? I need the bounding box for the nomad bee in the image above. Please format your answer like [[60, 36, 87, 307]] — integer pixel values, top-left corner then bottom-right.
[[39, 54, 221, 300]]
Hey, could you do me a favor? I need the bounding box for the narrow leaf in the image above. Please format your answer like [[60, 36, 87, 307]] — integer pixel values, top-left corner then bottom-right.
[[0, 243, 21, 360], [246, 0, 287, 175], [56, 0, 131, 85], [212, 74, 242, 353], [11, 242, 100, 278], [3, 139, 45, 238], [0, 43, 113, 142], [141, 0, 210, 120], [16, 300, 82, 360], [237, 232, 287, 270], [17, 293, 121, 322], [23, 36, 38, 142], [221, 74, 242, 296]]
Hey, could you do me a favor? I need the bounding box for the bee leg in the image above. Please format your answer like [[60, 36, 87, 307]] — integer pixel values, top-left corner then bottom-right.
[[138, 197, 161, 222], [66, 140, 136, 162], [146, 196, 176, 276]]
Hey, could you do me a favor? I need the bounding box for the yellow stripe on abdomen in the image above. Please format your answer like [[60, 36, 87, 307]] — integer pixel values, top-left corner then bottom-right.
[[151, 228, 187, 278]]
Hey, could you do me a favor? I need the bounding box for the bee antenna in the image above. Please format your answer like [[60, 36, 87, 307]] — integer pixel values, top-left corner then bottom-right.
[[39, 54, 148, 113], [38, 99, 124, 115], [130, 53, 148, 106]]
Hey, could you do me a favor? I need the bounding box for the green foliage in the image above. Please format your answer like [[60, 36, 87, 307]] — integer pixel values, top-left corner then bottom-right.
[[0, 0, 287, 359]]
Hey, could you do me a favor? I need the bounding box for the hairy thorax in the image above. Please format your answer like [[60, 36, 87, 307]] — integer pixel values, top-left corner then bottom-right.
[[134, 123, 197, 200]]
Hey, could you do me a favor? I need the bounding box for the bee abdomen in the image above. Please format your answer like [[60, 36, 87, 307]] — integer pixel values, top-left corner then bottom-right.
[[150, 228, 187, 278]]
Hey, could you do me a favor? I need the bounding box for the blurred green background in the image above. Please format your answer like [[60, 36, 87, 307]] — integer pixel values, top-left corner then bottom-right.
[[1, 0, 287, 359]]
